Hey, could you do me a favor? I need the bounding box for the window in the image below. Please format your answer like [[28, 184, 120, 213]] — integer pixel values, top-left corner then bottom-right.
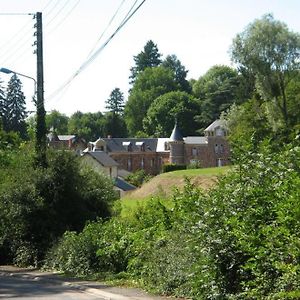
[[127, 158, 132, 171], [217, 158, 223, 167], [215, 127, 225, 136], [215, 144, 219, 154], [215, 144, 224, 154], [220, 144, 224, 153], [192, 147, 197, 156], [164, 142, 170, 151], [123, 141, 132, 152], [136, 141, 145, 151], [150, 158, 155, 167], [141, 157, 145, 169]]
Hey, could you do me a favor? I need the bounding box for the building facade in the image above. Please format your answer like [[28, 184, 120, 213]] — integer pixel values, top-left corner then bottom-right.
[[87, 120, 230, 175]]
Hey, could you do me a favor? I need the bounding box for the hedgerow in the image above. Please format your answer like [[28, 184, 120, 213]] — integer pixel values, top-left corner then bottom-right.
[[45, 145, 300, 299]]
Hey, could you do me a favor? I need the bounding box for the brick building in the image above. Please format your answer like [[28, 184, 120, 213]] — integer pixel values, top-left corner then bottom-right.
[[87, 119, 230, 175]]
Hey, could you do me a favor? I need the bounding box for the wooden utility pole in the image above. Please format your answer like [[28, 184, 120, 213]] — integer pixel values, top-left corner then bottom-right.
[[35, 12, 47, 167]]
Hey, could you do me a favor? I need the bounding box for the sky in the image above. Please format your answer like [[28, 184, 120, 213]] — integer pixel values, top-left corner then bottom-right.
[[0, 0, 299, 116]]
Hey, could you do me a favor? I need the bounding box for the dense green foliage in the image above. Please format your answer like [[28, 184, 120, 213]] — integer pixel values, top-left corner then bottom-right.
[[162, 163, 187, 173], [125, 66, 180, 136], [129, 40, 162, 85], [45, 144, 300, 299], [125, 169, 152, 187], [231, 14, 300, 130], [143, 91, 201, 137], [192, 65, 247, 132], [0, 148, 117, 266]]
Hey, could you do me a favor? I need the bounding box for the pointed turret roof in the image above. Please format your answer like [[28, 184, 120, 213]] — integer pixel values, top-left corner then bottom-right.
[[169, 122, 183, 141]]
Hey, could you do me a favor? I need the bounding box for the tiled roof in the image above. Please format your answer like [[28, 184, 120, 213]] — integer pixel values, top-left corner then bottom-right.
[[103, 138, 159, 152], [114, 177, 136, 191], [85, 151, 118, 167]]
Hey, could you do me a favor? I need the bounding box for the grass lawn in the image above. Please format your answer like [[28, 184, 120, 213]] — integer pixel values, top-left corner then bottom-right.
[[160, 166, 230, 177], [118, 166, 231, 217]]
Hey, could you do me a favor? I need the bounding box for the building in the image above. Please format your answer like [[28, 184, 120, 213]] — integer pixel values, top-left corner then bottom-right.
[[87, 119, 230, 175], [47, 132, 87, 154], [81, 151, 118, 179]]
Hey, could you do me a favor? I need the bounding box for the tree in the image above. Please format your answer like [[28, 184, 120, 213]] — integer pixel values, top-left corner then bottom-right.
[[103, 112, 127, 138], [129, 40, 162, 85], [143, 91, 201, 137], [105, 88, 125, 115], [192, 65, 243, 131], [46, 110, 69, 134], [230, 14, 300, 128], [125, 66, 180, 136], [0, 150, 117, 265], [162, 54, 191, 93], [0, 80, 6, 129], [5, 74, 27, 138], [68, 111, 106, 141]]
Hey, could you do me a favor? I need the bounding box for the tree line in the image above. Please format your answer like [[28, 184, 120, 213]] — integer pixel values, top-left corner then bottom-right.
[[1, 14, 299, 147]]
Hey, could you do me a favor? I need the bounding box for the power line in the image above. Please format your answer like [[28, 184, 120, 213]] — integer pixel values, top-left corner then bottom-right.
[[0, 17, 33, 57], [45, 0, 81, 35], [45, 0, 72, 27], [86, 0, 127, 59], [46, 0, 147, 103], [0, 13, 34, 15]]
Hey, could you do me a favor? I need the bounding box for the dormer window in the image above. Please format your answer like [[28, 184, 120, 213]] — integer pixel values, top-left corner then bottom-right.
[[135, 141, 145, 152], [94, 138, 106, 152], [215, 127, 225, 136], [122, 141, 132, 151], [164, 142, 170, 151]]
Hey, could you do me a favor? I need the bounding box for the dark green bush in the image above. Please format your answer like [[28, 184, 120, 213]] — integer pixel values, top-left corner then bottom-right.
[[162, 163, 186, 173], [125, 169, 152, 187], [0, 149, 118, 266]]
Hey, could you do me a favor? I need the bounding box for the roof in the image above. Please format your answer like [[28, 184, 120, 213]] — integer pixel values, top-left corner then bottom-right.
[[114, 177, 136, 191], [102, 138, 160, 152], [57, 135, 76, 141], [204, 119, 226, 132], [169, 123, 184, 141], [184, 136, 207, 144], [84, 151, 118, 167]]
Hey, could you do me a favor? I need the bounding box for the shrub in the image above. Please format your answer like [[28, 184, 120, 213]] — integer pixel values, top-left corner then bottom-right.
[[0, 149, 118, 265], [162, 163, 186, 173], [125, 169, 152, 187]]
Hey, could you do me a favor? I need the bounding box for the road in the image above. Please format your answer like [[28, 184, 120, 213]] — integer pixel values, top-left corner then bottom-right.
[[0, 266, 171, 300], [0, 273, 104, 299]]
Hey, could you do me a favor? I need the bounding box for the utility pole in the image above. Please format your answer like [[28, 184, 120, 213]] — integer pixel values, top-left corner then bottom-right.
[[34, 12, 47, 167]]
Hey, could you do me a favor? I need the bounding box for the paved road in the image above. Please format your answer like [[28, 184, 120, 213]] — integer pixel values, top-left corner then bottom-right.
[[0, 273, 104, 299], [0, 266, 172, 300]]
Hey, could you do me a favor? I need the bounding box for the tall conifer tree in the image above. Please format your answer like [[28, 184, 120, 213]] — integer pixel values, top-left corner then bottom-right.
[[129, 40, 162, 85], [6, 74, 27, 137], [0, 79, 6, 129]]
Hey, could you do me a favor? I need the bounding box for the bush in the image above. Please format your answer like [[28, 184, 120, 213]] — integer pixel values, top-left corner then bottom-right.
[[45, 145, 300, 299], [0, 149, 118, 266], [162, 163, 186, 173], [125, 169, 152, 187]]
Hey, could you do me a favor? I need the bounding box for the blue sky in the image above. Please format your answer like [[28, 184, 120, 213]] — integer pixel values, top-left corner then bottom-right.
[[0, 0, 299, 116]]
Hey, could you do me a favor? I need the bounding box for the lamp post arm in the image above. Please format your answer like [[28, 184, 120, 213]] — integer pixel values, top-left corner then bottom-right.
[[13, 71, 37, 97]]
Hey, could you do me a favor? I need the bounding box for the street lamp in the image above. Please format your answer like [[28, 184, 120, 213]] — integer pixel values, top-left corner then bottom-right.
[[0, 67, 37, 103]]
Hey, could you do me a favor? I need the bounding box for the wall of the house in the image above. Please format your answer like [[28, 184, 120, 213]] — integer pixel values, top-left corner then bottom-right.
[[81, 155, 118, 178], [184, 137, 230, 168], [110, 152, 169, 175]]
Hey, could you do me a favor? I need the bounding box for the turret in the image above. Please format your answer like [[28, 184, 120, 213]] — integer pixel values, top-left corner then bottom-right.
[[169, 122, 185, 164]]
